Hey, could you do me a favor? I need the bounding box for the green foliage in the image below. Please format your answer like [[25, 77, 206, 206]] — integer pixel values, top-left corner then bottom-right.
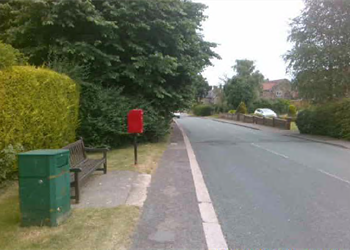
[[212, 103, 228, 114], [236, 102, 248, 114], [285, 0, 350, 102], [296, 99, 350, 140], [228, 110, 236, 114], [193, 105, 213, 116], [0, 41, 26, 69], [224, 60, 264, 109], [0, 0, 218, 146], [0, 144, 23, 182], [288, 105, 297, 117], [78, 84, 172, 147], [193, 75, 211, 102], [0, 66, 80, 181], [250, 98, 290, 114]]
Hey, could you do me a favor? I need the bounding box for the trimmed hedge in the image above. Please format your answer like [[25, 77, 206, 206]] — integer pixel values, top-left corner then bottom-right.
[[296, 99, 350, 140], [0, 66, 80, 181], [236, 102, 248, 114], [288, 105, 297, 117], [193, 104, 213, 116]]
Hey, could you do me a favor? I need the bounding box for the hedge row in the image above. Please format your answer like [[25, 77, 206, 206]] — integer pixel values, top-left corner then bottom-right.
[[0, 66, 80, 181], [193, 104, 213, 116], [296, 99, 350, 140]]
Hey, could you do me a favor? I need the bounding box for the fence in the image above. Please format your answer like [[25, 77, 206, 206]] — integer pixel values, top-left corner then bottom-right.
[[219, 113, 292, 130]]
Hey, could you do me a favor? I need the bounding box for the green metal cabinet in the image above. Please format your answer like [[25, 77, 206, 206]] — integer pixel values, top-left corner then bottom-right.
[[18, 149, 71, 227]]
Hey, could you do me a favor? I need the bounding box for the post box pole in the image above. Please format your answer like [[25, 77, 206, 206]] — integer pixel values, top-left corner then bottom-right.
[[134, 134, 138, 165]]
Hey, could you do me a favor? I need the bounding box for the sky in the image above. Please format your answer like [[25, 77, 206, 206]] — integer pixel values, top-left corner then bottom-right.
[[194, 0, 305, 86]]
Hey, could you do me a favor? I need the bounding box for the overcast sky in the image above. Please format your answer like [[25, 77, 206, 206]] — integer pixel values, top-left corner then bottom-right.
[[194, 0, 305, 86]]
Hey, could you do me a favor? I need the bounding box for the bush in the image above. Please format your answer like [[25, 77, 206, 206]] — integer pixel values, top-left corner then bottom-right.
[[193, 105, 213, 116], [296, 99, 350, 139], [0, 144, 24, 181], [228, 110, 236, 114], [236, 102, 248, 114], [288, 105, 297, 117], [78, 84, 172, 147], [0, 66, 80, 181], [0, 41, 26, 69], [213, 104, 228, 114]]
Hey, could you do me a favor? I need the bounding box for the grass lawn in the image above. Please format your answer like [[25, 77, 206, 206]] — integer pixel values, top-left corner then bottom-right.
[[208, 114, 220, 119], [0, 139, 169, 250], [291, 121, 299, 132], [0, 183, 140, 250], [90, 136, 169, 174]]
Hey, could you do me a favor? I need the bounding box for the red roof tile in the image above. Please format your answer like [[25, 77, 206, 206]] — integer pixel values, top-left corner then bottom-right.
[[262, 82, 278, 91]]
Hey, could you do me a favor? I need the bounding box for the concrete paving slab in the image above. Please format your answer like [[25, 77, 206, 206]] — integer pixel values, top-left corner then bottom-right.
[[126, 174, 151, 207], [72, 170, 145, 209]]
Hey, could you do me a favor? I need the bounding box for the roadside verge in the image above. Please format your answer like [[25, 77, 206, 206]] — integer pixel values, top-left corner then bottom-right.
[[205, 116, 350, 150]]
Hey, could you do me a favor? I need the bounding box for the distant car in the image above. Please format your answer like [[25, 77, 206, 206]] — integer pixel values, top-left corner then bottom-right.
[[173, 111, 181, 118], [254, 108, 277, 118]]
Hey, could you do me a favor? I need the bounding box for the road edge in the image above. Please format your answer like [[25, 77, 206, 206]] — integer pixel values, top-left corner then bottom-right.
[[284, 134, 349, 149], [175, 120, 229, 250], [204, 117, 261, 131]]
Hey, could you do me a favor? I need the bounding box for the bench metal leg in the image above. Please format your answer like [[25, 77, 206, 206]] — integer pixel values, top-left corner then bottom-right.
[[74, 172, 80, 203], [103, 152, 107, 174]]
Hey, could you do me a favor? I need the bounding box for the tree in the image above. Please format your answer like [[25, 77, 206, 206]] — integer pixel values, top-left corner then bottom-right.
[[0, 0, 219, 146], [224, 60, 264, 109], [192, 74, 211, 102], [285, 0, 350, 102]]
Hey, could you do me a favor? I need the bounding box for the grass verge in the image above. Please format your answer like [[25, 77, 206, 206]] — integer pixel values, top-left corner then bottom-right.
[[90, 137, 169, 174], [0, 136, 170, 250], [291, 121, 299, 132], [0, 184, 140, 250]]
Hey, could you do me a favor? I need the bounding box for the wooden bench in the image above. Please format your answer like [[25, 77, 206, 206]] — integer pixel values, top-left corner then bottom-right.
[[63, 138, 108, 203]]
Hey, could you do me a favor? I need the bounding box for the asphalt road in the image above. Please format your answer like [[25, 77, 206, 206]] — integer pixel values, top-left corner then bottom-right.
[[177, 116, 350, 249]]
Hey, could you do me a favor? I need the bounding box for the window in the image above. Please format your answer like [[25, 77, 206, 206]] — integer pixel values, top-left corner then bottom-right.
[[276, 90, 283, 97]]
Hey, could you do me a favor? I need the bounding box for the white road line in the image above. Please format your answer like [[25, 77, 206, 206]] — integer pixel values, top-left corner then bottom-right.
[[176, 120, 229, 250], [251, 143, 350, 187], [251, 143, 289, 159], [317, 169, 350, 186]]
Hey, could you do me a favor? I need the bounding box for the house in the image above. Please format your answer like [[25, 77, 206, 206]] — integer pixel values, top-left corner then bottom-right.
[[203, 86, 224, 105], [262, 79, 297, 100]]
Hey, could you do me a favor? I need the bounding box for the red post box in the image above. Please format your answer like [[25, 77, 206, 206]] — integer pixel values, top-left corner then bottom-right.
[[128, 109, 144, 134]]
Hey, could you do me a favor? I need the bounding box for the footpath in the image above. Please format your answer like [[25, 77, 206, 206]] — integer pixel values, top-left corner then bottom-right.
[[130, 124, 207, 250], [210, 117, 350, 150]]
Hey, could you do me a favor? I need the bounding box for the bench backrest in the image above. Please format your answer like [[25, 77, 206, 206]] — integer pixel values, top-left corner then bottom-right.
[[63, 139, 87, 168]]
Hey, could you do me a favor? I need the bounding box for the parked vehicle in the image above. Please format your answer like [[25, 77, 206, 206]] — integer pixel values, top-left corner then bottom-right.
[[254, 108, 277, 118], [173, 111, 181, 118]]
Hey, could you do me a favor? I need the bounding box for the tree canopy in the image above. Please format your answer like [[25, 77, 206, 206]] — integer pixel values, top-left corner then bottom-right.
[[224, 60, 264, 109], [285, 0, 350, 102], [0, 0, 219, 146], [0, 0, 218, 111]]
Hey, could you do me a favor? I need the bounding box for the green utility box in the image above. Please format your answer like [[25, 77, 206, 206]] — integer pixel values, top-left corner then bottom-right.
[[18, 149, 71, 227]]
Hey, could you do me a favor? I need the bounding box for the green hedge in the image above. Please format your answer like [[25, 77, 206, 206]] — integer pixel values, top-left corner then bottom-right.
[[0, 66, 80, 181], [236, 102, 248, 114], [296, 99, 350, 140], [193, 104, 213, 116], [0, 42, 26, 69]]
